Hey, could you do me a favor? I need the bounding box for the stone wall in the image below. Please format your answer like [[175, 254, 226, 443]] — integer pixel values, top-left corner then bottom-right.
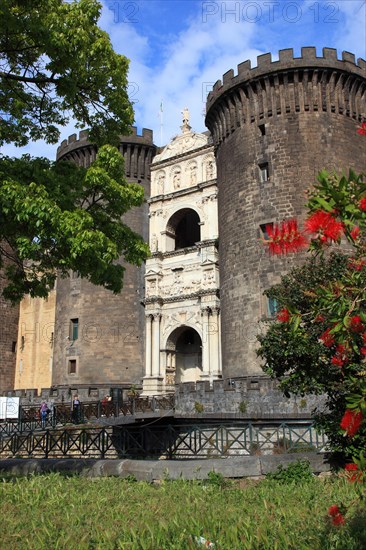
[[175, 378, 325, 418], [52, 129, 156, 387], [205, 47, 366, 378], [0, 245, 19, 391], [14, 290, 56, 392]]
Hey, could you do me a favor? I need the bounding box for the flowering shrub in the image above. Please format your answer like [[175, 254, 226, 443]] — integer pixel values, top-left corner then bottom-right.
[[258, 123, 366, 524]]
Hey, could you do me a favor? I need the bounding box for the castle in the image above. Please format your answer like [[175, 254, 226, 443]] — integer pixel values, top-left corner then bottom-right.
[[1, 48, 365, 397]]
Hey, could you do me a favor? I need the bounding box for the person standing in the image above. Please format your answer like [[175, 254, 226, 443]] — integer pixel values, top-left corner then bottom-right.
[[40, 401, 48, 428], [71, 394, 81, 423]]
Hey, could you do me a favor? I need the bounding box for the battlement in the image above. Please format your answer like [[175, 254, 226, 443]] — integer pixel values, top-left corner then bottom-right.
[[205, 47, 366, 148], [57, 126, 155, 160], [175, 378, 326, 418], [207, 47, 366, 109]]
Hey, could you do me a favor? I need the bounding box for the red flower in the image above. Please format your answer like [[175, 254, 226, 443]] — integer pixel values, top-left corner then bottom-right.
[[340, 409, 363, 437], [344, 463, 363, 482], [319, 328, 335, 347], [360, 347, 366, 356], [348, 258, 366, 271], [332, 513, 345, 526], [331, 344, 348, 367], [315, 314, 325, 322], [305, 210, 344, 242], [360, 197, 366, 211], [357, 122, 366, 136], [265, 219, 308, 255], [350, 226, 360, 240], [277, 308, 290, 322], [349, 315, 364, 333], [328, 505, 341, 517], [331, 356, 344, 368]]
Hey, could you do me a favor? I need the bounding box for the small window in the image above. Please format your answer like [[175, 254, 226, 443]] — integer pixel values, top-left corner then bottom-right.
[[259, 124, 266, 136], [267, 297, 278, 318], [260, 223, 273, 241], [20, 335, 25, 350], [12, 341, 17, 353], [259, 163, 269, 182], [68, 359, 77, 374], [70, 318, 79, 341]]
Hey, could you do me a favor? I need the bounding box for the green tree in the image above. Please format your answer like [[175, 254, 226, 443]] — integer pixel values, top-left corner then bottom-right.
[[0, 146, 149, 303], [0, 1, 149, 302], [257, 165, 366, 464], [0, 0, 133, 146]]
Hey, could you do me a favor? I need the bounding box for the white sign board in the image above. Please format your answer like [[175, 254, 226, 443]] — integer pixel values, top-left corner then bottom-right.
[[0, 397, 20, 419]]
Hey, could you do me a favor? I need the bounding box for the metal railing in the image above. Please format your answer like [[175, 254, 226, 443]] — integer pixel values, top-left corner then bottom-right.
[[0, 395, 175, 436], [0, 421, 328, 460]]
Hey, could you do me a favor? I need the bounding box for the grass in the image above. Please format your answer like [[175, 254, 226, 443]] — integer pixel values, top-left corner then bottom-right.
[[0, 471, 365, 549]]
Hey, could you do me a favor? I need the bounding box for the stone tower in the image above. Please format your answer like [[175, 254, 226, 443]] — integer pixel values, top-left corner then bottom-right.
[[0, 246, 19, 390], [205, 47, 366, 379], [52, 128, 156, 386]]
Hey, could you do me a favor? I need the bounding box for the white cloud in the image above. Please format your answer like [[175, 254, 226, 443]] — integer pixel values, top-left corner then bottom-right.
[[101, 3, 263, 144], [333, 1, 366, 61], [2, 0, 364, 158]]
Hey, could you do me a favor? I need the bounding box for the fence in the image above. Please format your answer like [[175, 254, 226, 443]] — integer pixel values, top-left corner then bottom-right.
[[0, 421, 328, 460], [0, 395, 175, 436]]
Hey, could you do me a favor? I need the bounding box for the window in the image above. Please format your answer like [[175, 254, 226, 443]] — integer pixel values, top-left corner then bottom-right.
[[11, 341, 16, 353], [267, 297, 278, 318], [260, 223, 273, 241], [68, 359, 77, 374], [70, 318, 79, 341], [259, 124, 266, 136], [259, 163, 269, 182]]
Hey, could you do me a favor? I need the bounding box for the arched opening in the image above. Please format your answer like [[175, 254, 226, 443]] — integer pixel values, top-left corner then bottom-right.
[[165, 209, 201, 251], [165, 326, 202, 385]]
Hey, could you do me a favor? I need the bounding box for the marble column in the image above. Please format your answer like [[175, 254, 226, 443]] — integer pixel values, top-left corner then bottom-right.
[[200, 308, 210, 380], [145, 314, 152, 377], [210, 307, 220, 377], [152, 313, 161, 377]]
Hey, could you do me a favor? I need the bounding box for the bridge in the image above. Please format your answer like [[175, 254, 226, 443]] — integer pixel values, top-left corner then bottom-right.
[[0, 394, 175, 436], [0, 394, 327, 460]]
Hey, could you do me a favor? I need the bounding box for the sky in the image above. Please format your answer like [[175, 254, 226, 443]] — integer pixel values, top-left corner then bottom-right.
[[2, 0, 366, 158]]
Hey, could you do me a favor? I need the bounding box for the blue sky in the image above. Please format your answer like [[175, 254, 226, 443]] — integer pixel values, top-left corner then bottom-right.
[[2, 0, 366, 158]]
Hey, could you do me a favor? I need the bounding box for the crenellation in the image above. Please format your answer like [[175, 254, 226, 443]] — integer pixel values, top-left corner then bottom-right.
[[342, 51, 356, 64], [257, 52, 272, 68], [322, 47, 338, 61], [358, 58, 366, 71], [57, 126, 155, 159], [279, 48, 294, 63], [237, 59, 251, 76], [206, 48, 365, 116], [223, 69, 234, 84], [300, 46, 317, 60]]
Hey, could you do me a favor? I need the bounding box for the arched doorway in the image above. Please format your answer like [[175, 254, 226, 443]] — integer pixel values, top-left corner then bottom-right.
[[165, 326, 202, 385], [165, 208, 201, 251]]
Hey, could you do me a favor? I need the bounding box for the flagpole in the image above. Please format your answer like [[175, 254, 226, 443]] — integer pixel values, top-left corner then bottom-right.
[[159, 100, 164, 147]]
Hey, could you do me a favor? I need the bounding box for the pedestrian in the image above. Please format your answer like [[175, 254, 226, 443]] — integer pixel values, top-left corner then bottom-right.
[[71, 394, 81, 423], [40, 401, 48, 428]]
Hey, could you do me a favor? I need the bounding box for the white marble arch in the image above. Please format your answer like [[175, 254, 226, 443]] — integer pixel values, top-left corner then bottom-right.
[[163, 204, 203, 252], [163, 323, 204, 385]]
